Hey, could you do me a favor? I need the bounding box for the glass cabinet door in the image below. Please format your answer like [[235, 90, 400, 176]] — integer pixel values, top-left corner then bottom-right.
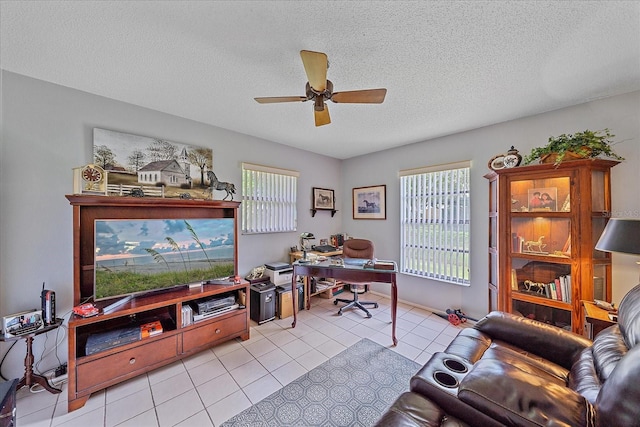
[[508, 175, 573, 330]]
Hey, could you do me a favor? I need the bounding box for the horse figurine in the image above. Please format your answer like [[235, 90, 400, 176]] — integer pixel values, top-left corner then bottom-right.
[[524, 236, 546, 252], [206, 171, 236, 201]]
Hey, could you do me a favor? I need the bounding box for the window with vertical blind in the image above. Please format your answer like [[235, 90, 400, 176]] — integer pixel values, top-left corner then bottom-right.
[[399, 161, 471, 285], [241, 163, 299, 234]]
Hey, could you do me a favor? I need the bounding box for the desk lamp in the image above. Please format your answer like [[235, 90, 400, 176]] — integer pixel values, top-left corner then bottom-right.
[[300, 232, 315, 262], [595, 218, 640, 296]]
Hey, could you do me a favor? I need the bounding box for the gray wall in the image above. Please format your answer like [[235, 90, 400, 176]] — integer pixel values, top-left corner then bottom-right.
[[0, 71, 343, 376], [344, 91, 640, 320], [1, 69, 639, 378]]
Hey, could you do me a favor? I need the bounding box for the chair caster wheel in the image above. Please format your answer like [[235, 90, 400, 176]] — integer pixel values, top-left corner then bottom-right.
[[366, 314, 372, 318], [338, 311, 343, 316], [374, 303, 379, 308], [334, 300, 338, 305]]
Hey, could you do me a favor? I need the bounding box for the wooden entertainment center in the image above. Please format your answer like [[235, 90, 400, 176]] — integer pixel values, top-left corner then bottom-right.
[[66, 195, 249, 412]]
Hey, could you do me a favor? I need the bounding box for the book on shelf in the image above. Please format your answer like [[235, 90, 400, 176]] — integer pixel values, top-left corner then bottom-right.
[[554, 278, 563, 302], [140, 320, 163, 338]]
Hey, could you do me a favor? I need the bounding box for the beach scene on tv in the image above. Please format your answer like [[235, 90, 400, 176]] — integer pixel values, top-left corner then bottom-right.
[[94, 218, 235, 300]]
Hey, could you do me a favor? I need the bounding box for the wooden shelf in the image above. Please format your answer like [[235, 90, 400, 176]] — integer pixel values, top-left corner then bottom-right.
[[311, 208, 338, 217], [65, 196, 249, 412], [485, 159, 618, 334]]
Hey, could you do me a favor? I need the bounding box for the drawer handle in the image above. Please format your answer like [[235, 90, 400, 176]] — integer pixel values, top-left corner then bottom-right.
[[215, 328, 221, 334], [129, 358, 136, 365]]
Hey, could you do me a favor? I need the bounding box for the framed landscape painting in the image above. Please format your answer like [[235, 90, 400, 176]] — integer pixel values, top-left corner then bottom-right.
[[353, 185, 386, 220], [93, 128, 213, 199]]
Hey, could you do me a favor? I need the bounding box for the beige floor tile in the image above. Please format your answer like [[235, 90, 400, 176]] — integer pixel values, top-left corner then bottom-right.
[[155, 389, 204, 427]]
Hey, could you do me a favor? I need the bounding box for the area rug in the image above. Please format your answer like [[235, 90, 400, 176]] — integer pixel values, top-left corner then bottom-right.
[[221, 338, 420, 427]]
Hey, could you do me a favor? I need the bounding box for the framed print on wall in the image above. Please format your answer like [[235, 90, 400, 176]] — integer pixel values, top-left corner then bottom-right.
[[353, 185, 386, 220], [313, 187, 335, 210]]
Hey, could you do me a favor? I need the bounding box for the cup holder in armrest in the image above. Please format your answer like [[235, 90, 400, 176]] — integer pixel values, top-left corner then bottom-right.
[[443, 358, 468, 373], [433, 371, 458, 388]]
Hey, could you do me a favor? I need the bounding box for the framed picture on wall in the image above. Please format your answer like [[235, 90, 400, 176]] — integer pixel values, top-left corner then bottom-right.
[[353, 185, 386, 220], [313, 187, 335, 210]]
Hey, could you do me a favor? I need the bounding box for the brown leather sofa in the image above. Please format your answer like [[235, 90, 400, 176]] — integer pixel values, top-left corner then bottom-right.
[[376, 283, 640, 427]]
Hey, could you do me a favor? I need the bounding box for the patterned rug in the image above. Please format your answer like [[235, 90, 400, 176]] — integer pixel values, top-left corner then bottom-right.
[[221, 338, 420, 427]]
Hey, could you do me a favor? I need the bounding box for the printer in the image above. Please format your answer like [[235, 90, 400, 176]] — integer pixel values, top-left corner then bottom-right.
[[264, 262, 293, 286]]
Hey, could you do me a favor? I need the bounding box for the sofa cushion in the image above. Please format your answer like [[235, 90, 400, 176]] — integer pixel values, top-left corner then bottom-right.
[[590, 325, 627, 380], [474, 311, 590, 369], [595, 344, 640, 427], [458, 359, 594, 427], [445, 327, 570, 385], [617, 283, 640, 348]]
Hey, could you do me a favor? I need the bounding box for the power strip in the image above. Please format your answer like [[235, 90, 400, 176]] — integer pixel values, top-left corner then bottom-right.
[[51, 373, 68, 386]]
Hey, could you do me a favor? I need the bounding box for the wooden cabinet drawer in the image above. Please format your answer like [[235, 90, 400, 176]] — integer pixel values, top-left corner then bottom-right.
[[77, 335, 178, 392], [183, 313, 246, 353]]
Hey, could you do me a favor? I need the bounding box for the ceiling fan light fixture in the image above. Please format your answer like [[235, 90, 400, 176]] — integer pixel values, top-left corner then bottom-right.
[[254, 50, 386, 125], [314, 96, 325, 112]]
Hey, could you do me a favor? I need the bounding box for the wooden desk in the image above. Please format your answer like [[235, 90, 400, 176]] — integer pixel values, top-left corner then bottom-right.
[[289, 249, 342, 264], [582, 301, 617, 339], [0, 319, 63, 394], [291, 261, 398, 346]]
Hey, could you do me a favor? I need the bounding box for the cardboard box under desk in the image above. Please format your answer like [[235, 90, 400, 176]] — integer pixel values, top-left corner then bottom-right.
[[276, 284, 303, 319], [317, 280, 344, 298]]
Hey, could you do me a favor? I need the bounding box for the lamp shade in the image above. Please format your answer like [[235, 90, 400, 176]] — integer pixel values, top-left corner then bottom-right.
[[595, 218, 640, 255]]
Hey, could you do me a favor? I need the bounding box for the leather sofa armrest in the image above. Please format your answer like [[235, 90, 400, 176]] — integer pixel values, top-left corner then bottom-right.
[[458, 359, 594, 427], [475, 311, 591, 368], [374, 392, 469, 427]]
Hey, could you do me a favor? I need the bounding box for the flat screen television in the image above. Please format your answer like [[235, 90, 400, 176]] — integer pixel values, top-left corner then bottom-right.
[[94, 218, 235, 301]]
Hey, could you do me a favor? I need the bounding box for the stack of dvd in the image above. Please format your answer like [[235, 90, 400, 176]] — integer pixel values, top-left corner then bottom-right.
[[181, 305, 193, 327]]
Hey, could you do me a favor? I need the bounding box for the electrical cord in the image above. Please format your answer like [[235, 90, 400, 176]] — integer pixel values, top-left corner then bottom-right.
[[0, 340, 19, 381]]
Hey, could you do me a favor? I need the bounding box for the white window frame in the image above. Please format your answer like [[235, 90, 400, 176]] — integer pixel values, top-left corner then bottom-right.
[[399, 161, 471, 285], [241, 163, 299, 234]]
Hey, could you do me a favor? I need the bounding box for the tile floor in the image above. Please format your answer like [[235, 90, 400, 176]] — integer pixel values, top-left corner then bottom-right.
[[15, 292, 463, 427]]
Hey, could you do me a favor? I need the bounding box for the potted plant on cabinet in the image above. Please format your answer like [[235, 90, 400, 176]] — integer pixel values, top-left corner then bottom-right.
[[522, 128, 625, 166]]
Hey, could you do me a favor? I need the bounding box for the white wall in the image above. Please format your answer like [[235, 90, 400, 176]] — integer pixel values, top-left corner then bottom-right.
[[1, 69, 638, 379], [0, 71, 343, 377], [343, 91, 640, 320]]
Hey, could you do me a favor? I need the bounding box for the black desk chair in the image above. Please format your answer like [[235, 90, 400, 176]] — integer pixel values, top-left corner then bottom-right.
[[334, 239, 379, 318]]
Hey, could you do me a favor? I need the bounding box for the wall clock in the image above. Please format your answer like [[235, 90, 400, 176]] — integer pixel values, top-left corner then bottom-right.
[[73, 164, 108, 195]]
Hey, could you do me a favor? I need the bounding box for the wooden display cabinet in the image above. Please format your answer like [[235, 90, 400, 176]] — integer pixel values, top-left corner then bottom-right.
[[65, 196, 249, 412], [485, 159, 618, 334]]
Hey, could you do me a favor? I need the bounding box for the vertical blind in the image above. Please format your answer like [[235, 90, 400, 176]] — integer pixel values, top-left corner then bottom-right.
[[399, 161, 471, 285], [241, 163, 298, 234]]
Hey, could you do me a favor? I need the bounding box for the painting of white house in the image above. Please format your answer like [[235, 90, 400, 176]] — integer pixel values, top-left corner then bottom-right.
[[93, 128, 213, 198]]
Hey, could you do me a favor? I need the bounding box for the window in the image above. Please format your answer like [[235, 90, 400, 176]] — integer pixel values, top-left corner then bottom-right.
[[241, 163, 299, 234], [399, 161, 471, 285]]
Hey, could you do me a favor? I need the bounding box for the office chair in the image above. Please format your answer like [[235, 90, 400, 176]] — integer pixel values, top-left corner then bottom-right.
[[334, 238, 379, 318]]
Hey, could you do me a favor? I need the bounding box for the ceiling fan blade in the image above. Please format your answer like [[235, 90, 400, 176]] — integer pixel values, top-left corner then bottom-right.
[[300, 50, 327, 92], [331, 88, 387, 104], [254, 96, 307, 104], [314, 105, 331, 127]]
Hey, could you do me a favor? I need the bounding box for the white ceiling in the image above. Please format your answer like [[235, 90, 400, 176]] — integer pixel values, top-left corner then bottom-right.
[[1, 1, 639, 159]]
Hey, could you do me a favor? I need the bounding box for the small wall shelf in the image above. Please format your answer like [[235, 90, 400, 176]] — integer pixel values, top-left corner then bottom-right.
[[311, 209, 338, 217]]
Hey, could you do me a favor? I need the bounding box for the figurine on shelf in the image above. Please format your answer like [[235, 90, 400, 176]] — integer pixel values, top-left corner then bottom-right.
[[206, 171, 236, 201], [524, 236, 546, 252]]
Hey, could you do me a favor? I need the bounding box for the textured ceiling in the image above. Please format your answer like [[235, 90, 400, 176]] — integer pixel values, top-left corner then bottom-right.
[[1, 1, 639, 159]]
